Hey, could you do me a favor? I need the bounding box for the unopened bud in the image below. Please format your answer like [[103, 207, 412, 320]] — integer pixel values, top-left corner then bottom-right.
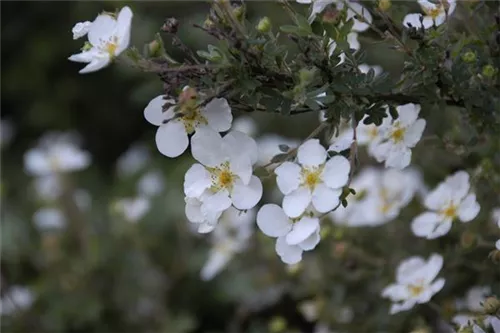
[[233, 5, 245, 21], [482, 64, 497, 78], [204, 17, 216, 29], [162, 17, 179, 34], [179, 86, 198, 105], [460, 231, 476, 248], [489, 249, 500, 263], [461, 51, 476, 63], [378, 0, 391, 11], [299, 67, 317, 85], [148, 40, 162, 57], [482, 296, 500, 315], [81, 41, 93, 52], [257, 17, 271, 33]]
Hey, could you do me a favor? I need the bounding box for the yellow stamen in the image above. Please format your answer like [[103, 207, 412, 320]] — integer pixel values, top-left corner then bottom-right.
[[301, 167, 323, 191], [440, 204, 457, 219], [390, 125, 405, 143], [208, 161, 237, 192], [408, 284, 424, 297]]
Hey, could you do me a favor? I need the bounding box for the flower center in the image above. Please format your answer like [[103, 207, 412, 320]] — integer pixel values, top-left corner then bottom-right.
[[408, 283, 424, 297], [390, 124, 405, 143], [208, 161, 237, 192], [440, 203, 457, 220], [425, 6, 442, 19], [301, 166, 323, 191], [106, 42, 118, 57], [368, 126, 378, 139]]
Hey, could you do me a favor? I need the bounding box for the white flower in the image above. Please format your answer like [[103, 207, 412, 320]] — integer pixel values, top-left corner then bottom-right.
[[358, 63, 383, 77], [72, 21, 92, 39], [330, 167, 422, 226], [453, 286, 494, 329], [116, 143, 151, 177], [255, 134, 299, 167], [33, 207, 66, 230], [0, 119, 14, 149], [471, 318, 500, 333], [411, 171, 480, 239], [144, 93, 232, 158], [34, 175, 63, 201], [232, 115, 258, 137], [296, 0, 337, 23], [328, 127, 353, 153], [356, 109, 392, 156], [24, 136, 91, 176], [403, 0, 456, 30], [257, 204, 321, 264], [336, 1, 373, 32], [200, 207, 255, 280], [137, 170, 165, 197], [0, 286, 34, 315], [382, 254, 445, 314], [68, 7, 133, 74], [371, 103, 426, 169], [184, 127, 262, 231], [275, 139, 350, 218], [113, 197, 150, 223]]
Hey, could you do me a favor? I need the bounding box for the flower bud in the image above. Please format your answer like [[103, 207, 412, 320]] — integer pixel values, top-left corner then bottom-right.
[[460, 231, 476, 248], [461, 51, 476, 63], [378, 0, 391, 11], [489, 249, 500, 263], [80, 41, 93, 52], [232, 5, 245, 21], [482, 296, 500, 315], [257, 17, 271, 33], [162, 17, 179, 34], [299, 67, 317, 85], [148, 40, 162, 57], [481, 64, 498, 78], [322, 8, 341, 24]]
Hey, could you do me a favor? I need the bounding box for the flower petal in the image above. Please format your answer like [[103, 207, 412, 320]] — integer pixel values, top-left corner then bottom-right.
[[224, 130, 258, 166], [276, 236, 303, 264], [298, 229, 320, 251], [457, 193, 480, 222], [404, 119, 426, 147], [282, 187, 312, 218], [297, 139, 327, 167], [256, 204, 292, 237], [321, 155, 350, 189], [397, 103, 420, 126], [155, 120, 189, 158], [201, 249, 232, 281], [411, 212, 444, 238], [231, 176, 263, 210], [312, 183, 341, 213], [201, 191, 232, 222], [115, 6, 133, 54], [78, 57, 110, 74], [444, 171, 470, 202], [275, 162, 301, 195], [185, 197, 204, 223], [191, 126, 226, 166], [286, 216, 319, 245], [382, 284, 410, 302], [403, 13, 424, 28], [203, 98, 233, 132], [88, 13, 116, 45], [184, 164, 211, 198], [144, 95, 174, 126], [385, 145, 411, 170]]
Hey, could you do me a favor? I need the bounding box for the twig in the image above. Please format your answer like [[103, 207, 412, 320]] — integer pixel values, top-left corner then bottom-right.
[[347, 116, 358, 186]]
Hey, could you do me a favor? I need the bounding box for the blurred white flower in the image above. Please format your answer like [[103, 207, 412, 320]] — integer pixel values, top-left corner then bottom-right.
[[68, 6, 133, 74], [0, 119, 14, 149], [296, 0, 336, 23], [232, 116, 258, 137], [72, 21, 92, 39], [411, 171, 480, 239], [328, 128, 353, 153], [453, 286, 494, 329], [24, 135, 91, 176], [471, 318, 500, 333], [356, 110, 393, 157], [0, 286, 34, 315], [257, 204, 321, 264], [113, 197, 151, 223], [337, 1, 373, 32], [275, 139, 350, 218], [331, 167, 423, 226], [255, 134, 299, 167], [403, 0, 456, 30], [200, 207, 255, 280], [371, 103, 426, 169], [144, 90, 232, 158], [184, 128, 262, 232], [137, 170, 165, 197], [33, 207, 66, 230], [382, 254, 445, 314], [34, 175, 63, 201], [116, 144, 151, 177]]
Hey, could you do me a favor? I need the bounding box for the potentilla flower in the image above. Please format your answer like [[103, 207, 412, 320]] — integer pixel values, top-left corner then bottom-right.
[[275, 139, 350, 218], [411, 171, 480, 239], [257, 204, 321, 264], [183, 127, 262, 231], [201, 207, 255, 280], [336, 1, 373, 32], [296, 0, 337, 23], [356, 109, 392, 156], [72, 21, 92, 39], [382, 253, 445, 314], [68, 6, 132, 74], [24, 135, 91, 176], [453, 286, 494, 329], [330, 167, 423, 226], [371, 103, 426, 169], [144, 89, 232, 158], [403, 0, 456, 30]]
